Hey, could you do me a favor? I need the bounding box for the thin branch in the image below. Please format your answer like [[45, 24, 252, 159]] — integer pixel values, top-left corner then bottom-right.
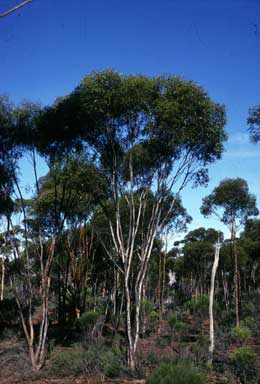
[[0, 0, 32, 18]]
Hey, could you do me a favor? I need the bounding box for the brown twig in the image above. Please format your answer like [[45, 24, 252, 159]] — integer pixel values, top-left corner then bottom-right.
[[0, 0, 32, 18]]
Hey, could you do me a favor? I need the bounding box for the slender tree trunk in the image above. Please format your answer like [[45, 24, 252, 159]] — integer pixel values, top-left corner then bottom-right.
[[125, 280, 135, 369], [209, 242, 220, 362], [221, 269, 229, 310], [157, 252, 162, 315], [1, 254, 5, 301], [231, 218, 239, 327], [161, 239, 167, 316]]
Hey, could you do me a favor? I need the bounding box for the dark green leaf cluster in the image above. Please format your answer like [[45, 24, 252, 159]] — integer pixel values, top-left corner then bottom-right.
[[36, 70, 226, 188], [201, 178, 259, 225], [248, 105, 260, 143]]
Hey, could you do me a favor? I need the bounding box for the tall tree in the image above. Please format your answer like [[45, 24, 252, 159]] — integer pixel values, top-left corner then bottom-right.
[[201, 178, 259, 326], [36, 70, 226, 368]]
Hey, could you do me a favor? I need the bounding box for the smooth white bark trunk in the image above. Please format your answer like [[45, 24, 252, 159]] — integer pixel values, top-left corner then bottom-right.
[[209, 242, 220, 361]]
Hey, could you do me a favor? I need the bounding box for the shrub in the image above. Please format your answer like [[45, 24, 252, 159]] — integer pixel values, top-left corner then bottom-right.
[[82, 344, 101, 374], [146, 352, 159, 365], [185, 296, 209, 316], [241, 317, 257, 333], [0, 298, 19, 324], [49, 347, 85, 375], [49, 344, 125, 378], [141, 300, 154, 336], [242, 302, 256, 317], [231, 326, 251, 344], [192, 334, 209, 362], [148, 310, 159, 332], [99, 349, 123, 377], [77, 310, 99, 341], [79, 310, 99, 328], [168, 313, 178, 329], [146, 362, 207, 384], [168, 313, 187, 341], [230, 347, 257, 383], [141, 299, 154, 315], [82, 344, 125, 377]]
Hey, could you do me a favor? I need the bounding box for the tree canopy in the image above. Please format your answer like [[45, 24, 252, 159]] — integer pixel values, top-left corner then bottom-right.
[[201, 178, 259, 227], [248, 105, 260, 143]]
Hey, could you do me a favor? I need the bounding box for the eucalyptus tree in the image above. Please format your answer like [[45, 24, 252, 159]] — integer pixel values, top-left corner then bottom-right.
[[0, 96, 19, 303], [201, 178, 259, 326], [0, 96, 17, 217], [1, 101, 95, 371], [29, 157, 105, 322], [36, 70, 226, 367]]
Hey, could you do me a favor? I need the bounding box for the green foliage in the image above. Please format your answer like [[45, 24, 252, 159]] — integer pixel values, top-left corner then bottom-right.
[[230, 347, 257, 383], [0, 298, 19, 324], [141, 299, 154, 316], [49, 344, 125, 377], [248, 105, 260, 143], [146, 352, 160, 365], [83, 345, 125, 377], [240, 317, 257, 332], [168, 313, 186, 341], [148, 310, 160, 332], [77, 311, 99, 341], [99, 349, 123, 377], [243, 302, 256, 317], [49, 347, 85, 375], [146, 362, 207, 384], [78, 310, 99, 327], [185, 295, 209, 316], [231, 326, 252, 344], [141, 299, 155, 336], [38, 70, 226, 191], [192, 334, 209, 362], [168, 313, 178, 329], [201, 178, 259, 226]]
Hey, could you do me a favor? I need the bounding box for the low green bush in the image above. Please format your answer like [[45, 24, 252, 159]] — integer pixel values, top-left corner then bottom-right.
[[169, 315, 186, 332], [185, 296, 209, 316], [148, 310, 159, 332], [242, 301, 256, 317], [168, 313, 187, 342], [146, 362, 207, 384], [99, 349, 123, 377], [141, 299, 154, 315], [241, 317, 257, 333], [49, 343, 125, 377], [231, 326, 251, 344], [77, 310, 99, 341], [78, 310, 99, 328], [49, 347, 85, 375], [82, 344, 125, 376], [230, 346, 257, 384], [192, 334, 209, 362]]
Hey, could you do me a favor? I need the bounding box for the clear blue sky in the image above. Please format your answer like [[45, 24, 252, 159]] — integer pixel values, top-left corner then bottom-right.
[[1, 0, 260, 239]]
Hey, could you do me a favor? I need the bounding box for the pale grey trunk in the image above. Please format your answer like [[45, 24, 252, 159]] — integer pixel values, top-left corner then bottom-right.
[[231, 218, 239, 327], [1, 254, 5, 301], [209, 242, 220, 362]]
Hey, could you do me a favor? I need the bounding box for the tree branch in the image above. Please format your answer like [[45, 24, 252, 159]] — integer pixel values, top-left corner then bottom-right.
[[0, 0, 32, 18]]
